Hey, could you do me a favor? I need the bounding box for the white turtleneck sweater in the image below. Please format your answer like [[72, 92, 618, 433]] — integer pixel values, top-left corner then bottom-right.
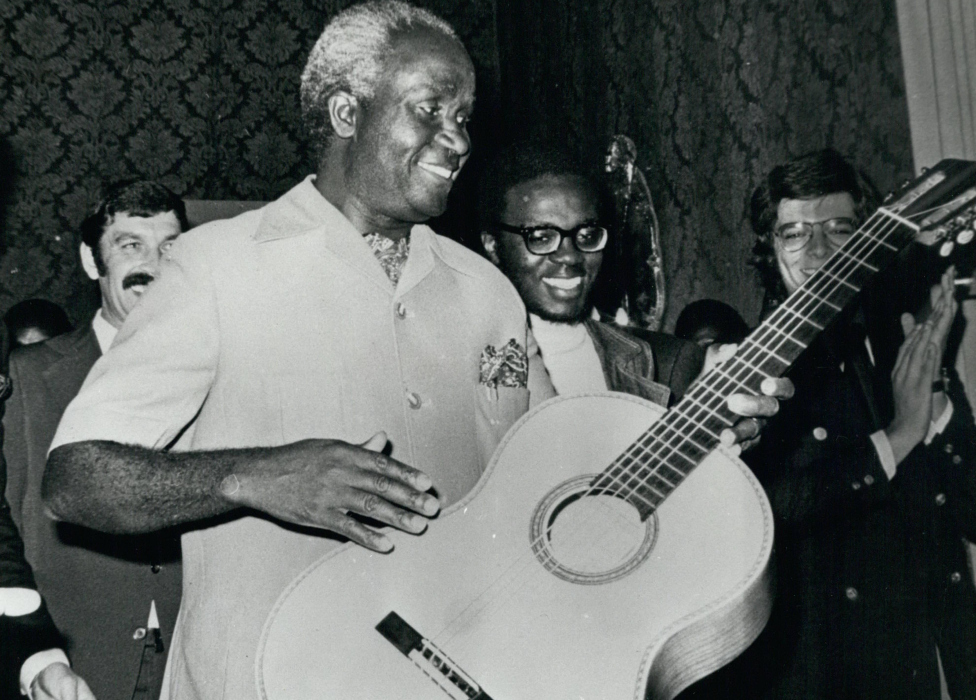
[[529, 314, 607, 396]]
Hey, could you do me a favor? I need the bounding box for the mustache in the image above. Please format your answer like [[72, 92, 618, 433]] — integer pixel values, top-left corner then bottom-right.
[[122, 272, 155, 290]]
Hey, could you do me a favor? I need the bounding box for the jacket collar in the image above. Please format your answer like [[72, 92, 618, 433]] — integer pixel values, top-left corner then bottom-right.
[[252, 175, 437, 296], [40, 324, 101, 389], [584, 319, 671, 407]]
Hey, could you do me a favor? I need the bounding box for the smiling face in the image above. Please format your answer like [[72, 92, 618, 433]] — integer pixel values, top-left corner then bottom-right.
[[344, 26, 475, 231], [774, 192, 857, 293], [81, 211, 183, 328], [483, 174, 603, 324]]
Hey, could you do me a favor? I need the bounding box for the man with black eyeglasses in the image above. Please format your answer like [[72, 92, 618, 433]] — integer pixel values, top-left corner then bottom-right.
[[478, 141, 791, 453], [478, 141, 705, 407]]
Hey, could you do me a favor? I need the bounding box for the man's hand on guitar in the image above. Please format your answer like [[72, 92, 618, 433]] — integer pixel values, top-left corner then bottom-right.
[[702, 342, 794, 453], [220, 432, 440, 553]]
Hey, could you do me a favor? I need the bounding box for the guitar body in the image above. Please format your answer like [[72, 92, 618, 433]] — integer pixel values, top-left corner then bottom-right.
[[259, 392, 774, 700]]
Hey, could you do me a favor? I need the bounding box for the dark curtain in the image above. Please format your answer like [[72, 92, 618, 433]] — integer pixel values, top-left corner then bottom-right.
[[1, 0, 913, 329]]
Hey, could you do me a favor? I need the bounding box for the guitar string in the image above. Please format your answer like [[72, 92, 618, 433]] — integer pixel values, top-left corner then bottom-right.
[[430, 207, 928, 654], [435, 198, 969, 658], [603, 210, 906, 505], [431, 210, 908, 651], [431, 213, 905, 653]]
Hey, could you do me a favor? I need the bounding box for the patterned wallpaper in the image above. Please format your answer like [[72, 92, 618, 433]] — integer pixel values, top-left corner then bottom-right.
[[1, 0, 913, 329], [0, 0, 499, 323], [496, 0, 914, 328]]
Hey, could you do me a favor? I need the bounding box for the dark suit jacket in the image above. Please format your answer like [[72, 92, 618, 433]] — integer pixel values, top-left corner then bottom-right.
[[0, 356, 63, 698], [4, 324, 183, 700], [585, 319, 705, 406], [708, 313, 976, 700]]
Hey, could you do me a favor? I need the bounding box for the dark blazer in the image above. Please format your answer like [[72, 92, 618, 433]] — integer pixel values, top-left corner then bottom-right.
[[0, 361, 63, 697], [710, 313, 976, 700], [3, 324, 182, 700], [585, 319, 705, 406]]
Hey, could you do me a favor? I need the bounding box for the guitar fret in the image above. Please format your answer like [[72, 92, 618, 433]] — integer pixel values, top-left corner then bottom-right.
[[678, 392, 733, 428], [590, 163, 975, 522], [832, 247, 879, 272], [754, 327, 802, 359], [814, 263, 861, 291], [709, 359, 767, 391], [875, 206, 921, 234], [779, 304, 824, 330], [795, 286, 841, 311], [860, 231, 898, 251]]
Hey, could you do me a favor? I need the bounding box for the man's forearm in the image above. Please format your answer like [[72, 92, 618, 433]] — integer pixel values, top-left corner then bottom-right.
[[43, 441, 265, 533]]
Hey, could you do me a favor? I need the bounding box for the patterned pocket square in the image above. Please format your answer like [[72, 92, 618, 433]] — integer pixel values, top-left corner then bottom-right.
[[479, 339, 528, 389]]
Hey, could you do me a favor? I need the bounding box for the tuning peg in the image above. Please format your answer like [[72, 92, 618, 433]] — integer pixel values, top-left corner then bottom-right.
[[958, 227, 975, 245], [940, 239, 955, 257]]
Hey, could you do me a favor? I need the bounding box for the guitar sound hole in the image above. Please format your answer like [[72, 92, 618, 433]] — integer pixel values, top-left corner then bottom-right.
[[530, 475, 657, 585]]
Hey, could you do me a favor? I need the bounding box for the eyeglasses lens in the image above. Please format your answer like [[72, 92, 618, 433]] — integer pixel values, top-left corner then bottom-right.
[[777, 219, 855, 252]]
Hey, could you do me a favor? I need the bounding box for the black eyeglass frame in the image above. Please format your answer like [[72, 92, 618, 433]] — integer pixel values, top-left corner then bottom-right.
[[773, 217, 857, 252], [492, 221, 609, 255]]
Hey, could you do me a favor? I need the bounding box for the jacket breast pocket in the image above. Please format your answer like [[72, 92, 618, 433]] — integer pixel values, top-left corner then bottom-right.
[[474, 384, 529, 468]]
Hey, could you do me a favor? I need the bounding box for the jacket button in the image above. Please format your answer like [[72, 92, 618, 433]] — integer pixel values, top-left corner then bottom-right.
[[133, 627, 147, 640], [813, 427, 828, 441], [863, 474, 875, 486], [851, 482, 861, 490], [395, 302, 407, 319], [151, 564, 161, 573], [944, 443, 954, 453], [845, 586, 858, 601], [951, 572, 962, 583], [935, 493, 947, 505], [406, 392, 422, 409], [952, 455, 963, 465]]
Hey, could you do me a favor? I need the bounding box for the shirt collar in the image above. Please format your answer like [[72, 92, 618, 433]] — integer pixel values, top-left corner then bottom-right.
[[91, 309, 118, 353]]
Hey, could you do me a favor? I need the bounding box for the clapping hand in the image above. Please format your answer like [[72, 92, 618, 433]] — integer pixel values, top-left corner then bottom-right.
[[886, 267, 958, 465]]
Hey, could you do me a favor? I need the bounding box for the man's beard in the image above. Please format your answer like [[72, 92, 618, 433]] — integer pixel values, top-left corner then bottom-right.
[[530, 295, 594, 326]]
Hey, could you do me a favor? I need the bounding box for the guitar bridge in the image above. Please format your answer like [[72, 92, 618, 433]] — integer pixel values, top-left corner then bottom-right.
[[375, 612, 494, 700]]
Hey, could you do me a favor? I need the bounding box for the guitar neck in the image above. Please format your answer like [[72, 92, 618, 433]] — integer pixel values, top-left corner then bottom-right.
[[593, 208, 919, 519]]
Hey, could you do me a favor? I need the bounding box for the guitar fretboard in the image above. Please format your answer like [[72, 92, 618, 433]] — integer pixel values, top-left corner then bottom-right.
[[592, 208, 918, 520]]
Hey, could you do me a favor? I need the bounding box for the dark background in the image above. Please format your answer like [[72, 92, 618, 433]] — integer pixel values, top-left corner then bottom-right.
[[0, 0, 914, 329]]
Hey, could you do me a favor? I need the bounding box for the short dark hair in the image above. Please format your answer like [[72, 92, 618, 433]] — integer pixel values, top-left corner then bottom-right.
[[4, 298, 73, 347], [476, 141, 609, 234], [749, 149, 879, 305], [674, 299, 750, 344], [80, 180, 188, 275]]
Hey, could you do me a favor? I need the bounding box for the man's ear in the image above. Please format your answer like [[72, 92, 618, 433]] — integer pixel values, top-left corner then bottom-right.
[[328, 91, 360, 139], [79, 242, 100, 281], [481, 231, 500, 265]]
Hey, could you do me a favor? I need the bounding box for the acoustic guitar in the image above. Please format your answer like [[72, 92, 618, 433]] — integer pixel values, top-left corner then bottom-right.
[[259, 160, 976, 700]]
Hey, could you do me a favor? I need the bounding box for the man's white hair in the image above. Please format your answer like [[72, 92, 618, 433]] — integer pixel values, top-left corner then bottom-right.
[[301, 1, 460, 161]]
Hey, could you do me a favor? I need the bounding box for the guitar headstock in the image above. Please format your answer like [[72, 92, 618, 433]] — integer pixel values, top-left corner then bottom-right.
[[884, 160, 976, 255]]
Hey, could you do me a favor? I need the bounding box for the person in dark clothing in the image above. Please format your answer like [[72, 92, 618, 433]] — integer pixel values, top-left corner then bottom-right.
[[704, 149, 976, 700], [674, 299, 750, 348]]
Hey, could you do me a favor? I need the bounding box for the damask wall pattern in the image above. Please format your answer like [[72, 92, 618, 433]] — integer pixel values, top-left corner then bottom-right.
[[1, 0, 914, 327], [0, 0, 499, 322], [496, 0, 914, 328]]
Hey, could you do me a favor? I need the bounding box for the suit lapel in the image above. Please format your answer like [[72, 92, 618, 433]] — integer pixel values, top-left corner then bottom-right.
[[41, 326, 102, 404], [585, 321, 671, 407], [825, 311, 886, 431]]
